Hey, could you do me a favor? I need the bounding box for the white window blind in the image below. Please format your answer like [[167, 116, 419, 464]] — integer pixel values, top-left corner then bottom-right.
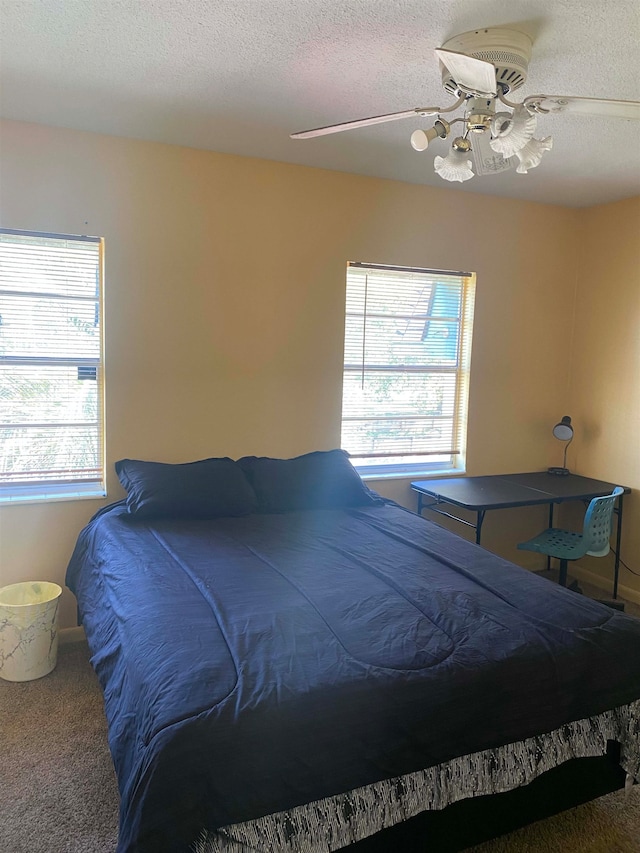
[[341, 262, 475, 474], [0, 229, 105, 501]]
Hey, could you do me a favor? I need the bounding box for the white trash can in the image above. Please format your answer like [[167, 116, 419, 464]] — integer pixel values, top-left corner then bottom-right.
[[0, 581, 62, 682]]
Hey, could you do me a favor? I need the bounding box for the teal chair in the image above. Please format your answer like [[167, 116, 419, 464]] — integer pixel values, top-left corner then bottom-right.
[[518, 487, 624, 587]]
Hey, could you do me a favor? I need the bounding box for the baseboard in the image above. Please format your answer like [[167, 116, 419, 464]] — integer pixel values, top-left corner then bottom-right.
[[59, 625, 86, 645], [571, 566, 640, 607]]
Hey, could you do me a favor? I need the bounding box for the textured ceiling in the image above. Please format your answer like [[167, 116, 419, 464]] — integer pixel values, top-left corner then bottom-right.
[[1, 0, 639, 207]]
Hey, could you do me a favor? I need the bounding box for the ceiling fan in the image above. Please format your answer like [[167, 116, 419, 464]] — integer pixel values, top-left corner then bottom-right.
[[290, 27, 640, 183]]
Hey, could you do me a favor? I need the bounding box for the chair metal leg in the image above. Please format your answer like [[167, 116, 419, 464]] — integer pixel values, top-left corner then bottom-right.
[[613, 496, 624, 599], [558, 559, 569, 587], [546, 503, 554, 572]]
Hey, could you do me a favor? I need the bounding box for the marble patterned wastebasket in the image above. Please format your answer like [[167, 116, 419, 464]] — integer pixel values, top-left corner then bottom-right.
[[0, 581, 62, 682]]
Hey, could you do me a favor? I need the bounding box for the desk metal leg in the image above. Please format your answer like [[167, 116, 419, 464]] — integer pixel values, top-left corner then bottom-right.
[[476, 510, 485, 545], [613, 496, 624, 599]]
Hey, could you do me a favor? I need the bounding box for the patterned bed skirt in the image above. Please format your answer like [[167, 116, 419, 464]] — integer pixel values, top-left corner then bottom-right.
[[194, 699, 640, 853]]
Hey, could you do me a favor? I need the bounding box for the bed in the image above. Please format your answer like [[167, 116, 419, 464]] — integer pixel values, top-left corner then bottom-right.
[[65, 450, 640, 853]]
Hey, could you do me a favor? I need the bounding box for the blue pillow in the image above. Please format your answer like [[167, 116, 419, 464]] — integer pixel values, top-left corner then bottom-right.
[[115, 457, 257, 519], [237, 449, 382, 513]]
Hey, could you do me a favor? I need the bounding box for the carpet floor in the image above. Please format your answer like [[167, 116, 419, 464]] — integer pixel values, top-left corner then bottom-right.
[[1, 641, 639, 852]]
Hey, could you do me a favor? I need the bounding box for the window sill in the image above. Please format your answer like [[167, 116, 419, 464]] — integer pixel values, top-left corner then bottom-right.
[[0, 485, 107, 507], [359, 468, 465, 482]]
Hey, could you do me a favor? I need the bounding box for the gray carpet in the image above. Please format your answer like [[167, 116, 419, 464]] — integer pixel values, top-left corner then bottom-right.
[[1, 641, 639, 852], [0, 641, 119, 853]]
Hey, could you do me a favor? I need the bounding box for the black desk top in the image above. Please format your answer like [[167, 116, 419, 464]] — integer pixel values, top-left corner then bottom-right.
[[410, 472, 629, 511]]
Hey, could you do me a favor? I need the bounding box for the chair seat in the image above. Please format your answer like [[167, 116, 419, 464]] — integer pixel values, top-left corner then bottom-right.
[[517, 487, 622, 586], [517, 528, 589, 560]]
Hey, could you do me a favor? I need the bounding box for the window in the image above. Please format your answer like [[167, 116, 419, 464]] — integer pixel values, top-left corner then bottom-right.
[[341, 262, 475, 476], [0, 229, 105, 503]]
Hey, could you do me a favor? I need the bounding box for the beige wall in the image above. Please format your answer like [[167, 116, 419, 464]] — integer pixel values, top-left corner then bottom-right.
[[566, 197, 640, 598], [0, 118, 605, 629]]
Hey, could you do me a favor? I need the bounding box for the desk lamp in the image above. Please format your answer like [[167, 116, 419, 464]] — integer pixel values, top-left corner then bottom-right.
[[548, 416, 573, 476]]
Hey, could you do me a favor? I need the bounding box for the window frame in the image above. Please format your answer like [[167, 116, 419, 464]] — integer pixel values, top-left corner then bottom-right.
[[0, 227, 106, 505], [340, 262, 476, 479]]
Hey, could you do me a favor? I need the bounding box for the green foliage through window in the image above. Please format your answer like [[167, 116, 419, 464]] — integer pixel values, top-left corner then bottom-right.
[[0, 229, 104, 498], [341, 263, 475, 472]]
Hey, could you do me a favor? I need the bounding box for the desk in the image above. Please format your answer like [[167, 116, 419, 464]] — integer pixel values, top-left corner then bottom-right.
[[411, 472, 630, 598]]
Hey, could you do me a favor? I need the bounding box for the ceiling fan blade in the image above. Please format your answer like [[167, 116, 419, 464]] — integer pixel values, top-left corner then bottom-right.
[[435, 48, 496, 96], [524, 96, 640, 120], [290, 107, 439, 139]]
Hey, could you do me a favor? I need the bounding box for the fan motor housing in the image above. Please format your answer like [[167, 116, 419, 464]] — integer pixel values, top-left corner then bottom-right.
[[440, 27, 532, 96]]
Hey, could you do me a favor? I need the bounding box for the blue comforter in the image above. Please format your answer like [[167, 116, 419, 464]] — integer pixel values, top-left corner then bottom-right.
[[66, 501, 640, 852]]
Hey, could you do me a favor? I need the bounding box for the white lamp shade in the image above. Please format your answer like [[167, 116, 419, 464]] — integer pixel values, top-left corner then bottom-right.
[[515, 136, 553, 173], [489, 105, 537, 157], [434, 148, 474, 182]]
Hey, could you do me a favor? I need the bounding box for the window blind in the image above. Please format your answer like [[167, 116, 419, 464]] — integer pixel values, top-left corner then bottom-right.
[[0, 229, 104, 497], [341, 263, 475, 469]]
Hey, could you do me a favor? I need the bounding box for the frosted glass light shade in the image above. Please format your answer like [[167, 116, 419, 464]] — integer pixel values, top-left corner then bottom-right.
[[434, 147, 474, 182], [515, 136, 553, 173], [489, 105, 537, 157]]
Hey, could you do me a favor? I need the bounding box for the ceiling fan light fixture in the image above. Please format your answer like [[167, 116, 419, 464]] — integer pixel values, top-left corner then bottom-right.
[[514, 135, 553, 173], [434, 137, 474, 182], [465, 97, 495, 132], [410, 119, 450, 151], [489, 105, 537, 157]]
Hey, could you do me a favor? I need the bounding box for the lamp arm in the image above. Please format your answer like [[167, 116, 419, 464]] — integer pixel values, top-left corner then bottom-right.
[[563, 435, 573, 469]]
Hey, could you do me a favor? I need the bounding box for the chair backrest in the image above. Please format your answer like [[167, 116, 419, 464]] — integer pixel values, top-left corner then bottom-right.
[[582, 486, 624, 557]]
